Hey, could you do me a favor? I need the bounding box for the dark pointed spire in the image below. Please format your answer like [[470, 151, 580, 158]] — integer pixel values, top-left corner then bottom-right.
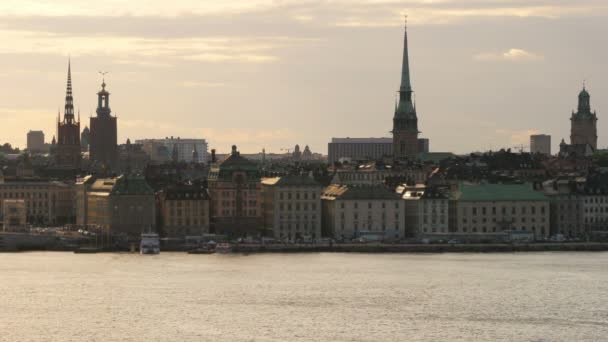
[[64, 58, 75, 123], [399, 15, 412, 93]]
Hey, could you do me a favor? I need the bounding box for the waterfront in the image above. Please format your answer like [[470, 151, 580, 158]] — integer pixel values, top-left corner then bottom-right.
[[1, 253, 608, 341]]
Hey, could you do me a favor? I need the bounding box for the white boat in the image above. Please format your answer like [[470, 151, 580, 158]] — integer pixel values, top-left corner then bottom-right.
[[140, 233, 160, 255]]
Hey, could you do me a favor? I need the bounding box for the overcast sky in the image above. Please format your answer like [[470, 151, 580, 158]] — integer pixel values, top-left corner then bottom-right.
[[0, 0, 606, 154]]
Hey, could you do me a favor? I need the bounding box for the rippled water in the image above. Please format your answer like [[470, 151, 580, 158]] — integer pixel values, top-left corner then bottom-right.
[[1, 252, 607, 342]]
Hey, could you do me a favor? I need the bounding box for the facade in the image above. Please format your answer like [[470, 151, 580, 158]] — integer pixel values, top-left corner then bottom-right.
[[261, 175, 323, 241], [158, 184, 210, 238], [0, 177, 75, 225], [136, 138, 208, 164], [541, 178, 584, 238], [570, 86, 598, 150], [82, 175, 156, 235], [392, 23, 420, 159], [207, 145, 263, 236], [530, 134, 551, 155], [450, 183, 550, 239], [321, 184, 405, 241], [89, 79, 118, 170], [117, 139, 151, 173], [54, 62, 81, 169], [27, 131, 45, 152], [398, 184, 449, 238], [331, 161, 428, 186], [327, 138, 393, 164], [2, 199, 26, 232]]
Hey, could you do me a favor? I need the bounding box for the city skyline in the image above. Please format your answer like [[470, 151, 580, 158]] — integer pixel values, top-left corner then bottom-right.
[[0, 0, 606, 153]]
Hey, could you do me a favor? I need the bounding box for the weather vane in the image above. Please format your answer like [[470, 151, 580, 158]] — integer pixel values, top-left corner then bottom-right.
[[404, 14, 408, 28], [98, 71, 109, 83]]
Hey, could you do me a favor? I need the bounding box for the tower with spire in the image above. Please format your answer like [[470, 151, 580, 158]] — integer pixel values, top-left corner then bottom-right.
[[89, 74, 118, 170], [55, 60, 82, 169], [570, 84, 598, 150], [392, 17, 420, 159]]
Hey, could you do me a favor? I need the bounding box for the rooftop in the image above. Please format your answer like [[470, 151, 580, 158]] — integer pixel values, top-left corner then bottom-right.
[[452, 183, 547, 202]]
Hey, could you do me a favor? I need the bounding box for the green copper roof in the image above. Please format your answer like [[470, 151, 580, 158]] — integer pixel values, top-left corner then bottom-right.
[[452, 183, 547, 202]]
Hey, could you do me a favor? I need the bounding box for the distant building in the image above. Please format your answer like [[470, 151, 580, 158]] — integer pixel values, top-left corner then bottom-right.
[[54, 61, 81, 169], [117, 139, 150, 173], [417, 138, 429, 154], [530, 134, 551, 155], [2, 200, 26, 232], [158, 184, 210, 238], [136, 138, 208, 164], [80, 126, 90, 152], [89, 78, 118, 170], [321, 184, 405, 241], [207, 145, 262, 236], [328, 138, 393, 164], [392, 22, 420, 159], [330, 161, 427, 186], [27, 131, 45, 152], [450, 183, 550, 239], [570, 86, 598, 150], [261, 174, 323, 241]]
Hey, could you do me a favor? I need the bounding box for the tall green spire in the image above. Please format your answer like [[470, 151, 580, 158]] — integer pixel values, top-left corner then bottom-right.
[[394, 17, 416, 120]]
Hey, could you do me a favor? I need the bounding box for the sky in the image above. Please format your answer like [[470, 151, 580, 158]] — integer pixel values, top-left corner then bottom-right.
[[0, 0, 606, 154]]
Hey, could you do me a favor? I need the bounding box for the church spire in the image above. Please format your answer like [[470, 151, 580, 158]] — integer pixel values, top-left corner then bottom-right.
[[64, 58, 75, 123], [400, 16, 412, 93]]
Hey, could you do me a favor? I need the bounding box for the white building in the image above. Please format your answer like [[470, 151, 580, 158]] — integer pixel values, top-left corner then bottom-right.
[[261, 175, 323, 241], [136, 137, 208, 163], [322, 184, 405, 241]]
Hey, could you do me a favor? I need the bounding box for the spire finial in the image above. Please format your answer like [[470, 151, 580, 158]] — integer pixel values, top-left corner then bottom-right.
[[98, 71, 108, 89], [404, 14, 408, 29], [583, 79, 586, 90]]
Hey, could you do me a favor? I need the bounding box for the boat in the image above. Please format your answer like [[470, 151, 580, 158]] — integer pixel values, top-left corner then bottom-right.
[[187, 247, 215, 254], [140, 233, 160, 255], [215, 242, 232, 254]]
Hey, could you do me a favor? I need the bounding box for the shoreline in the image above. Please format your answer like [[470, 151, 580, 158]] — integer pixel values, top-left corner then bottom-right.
[[3, 242, 608, 254]]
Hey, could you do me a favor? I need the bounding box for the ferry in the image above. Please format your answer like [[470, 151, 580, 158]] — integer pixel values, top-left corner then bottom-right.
[[140, 233, 160, 255]]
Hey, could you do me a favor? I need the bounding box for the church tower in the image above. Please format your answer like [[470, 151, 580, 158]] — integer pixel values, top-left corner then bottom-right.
[[392, 19, 420, 159], [570, 85, 598, 150], [89, 77, 118, 170], [55, 60, 81, 169]]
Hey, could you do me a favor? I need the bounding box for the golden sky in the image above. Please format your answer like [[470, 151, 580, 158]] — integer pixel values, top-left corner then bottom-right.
[[0, 0, 606, 153]]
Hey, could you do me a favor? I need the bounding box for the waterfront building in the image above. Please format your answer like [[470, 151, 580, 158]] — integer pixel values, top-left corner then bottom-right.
[[89, 78, 118, 170], [83, 175, 155, 235], [54, 61, 81, 169], [449, 183, 550, 239], [261, 174, 323, 241], [397, 184, 449, 238], [0, 175, 75, 225], [207, 145, 263, 236], [2, 199, 26, 232], [26, 131, 45, 153], [327, 138, 393, 164], [530, 134, 551, 155], [136, 138, 208, 164], [158, 184, 210, 238], [541, 178, 585, 238], [321, 184, 405, 241], [392, 21, 420, 159], [581, 172, 608, 235]]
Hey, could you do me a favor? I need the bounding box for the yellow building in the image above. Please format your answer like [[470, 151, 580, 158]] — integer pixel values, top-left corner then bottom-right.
[[159, 185, 210, 237]]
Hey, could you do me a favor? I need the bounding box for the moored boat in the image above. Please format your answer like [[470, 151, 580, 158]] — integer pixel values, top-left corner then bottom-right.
[[140, 233, 160, 255]]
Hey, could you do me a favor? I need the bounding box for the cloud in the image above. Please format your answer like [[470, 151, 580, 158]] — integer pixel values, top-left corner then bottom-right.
[[495, 128, 540, 147], [474, 48, 544, 62], [179, 81, 226, 88]]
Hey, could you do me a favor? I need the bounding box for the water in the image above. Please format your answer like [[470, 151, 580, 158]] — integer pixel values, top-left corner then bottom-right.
[[1, 252, 607, 342]]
